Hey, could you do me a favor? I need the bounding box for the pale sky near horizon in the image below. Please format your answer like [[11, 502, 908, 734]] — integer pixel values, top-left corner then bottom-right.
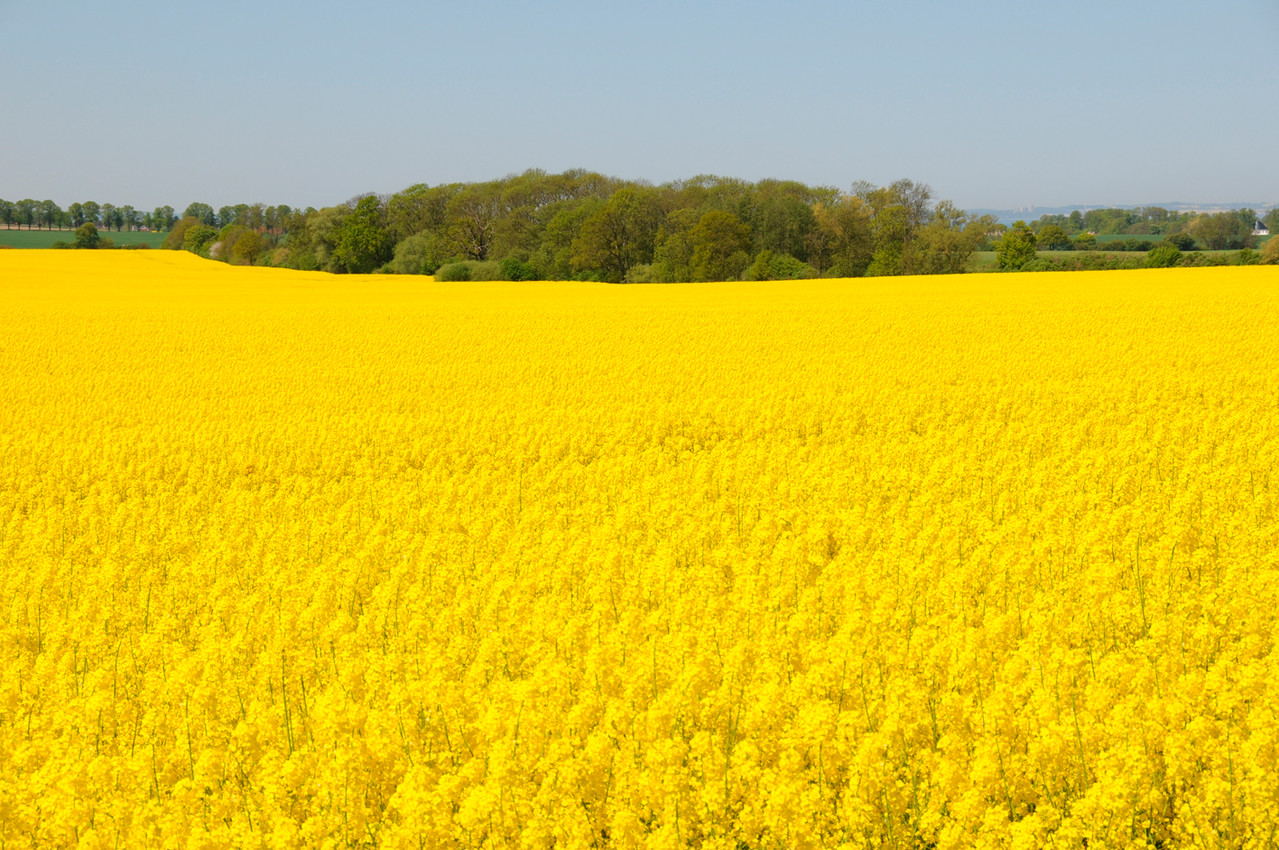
[[2, 0, 1276, 213]]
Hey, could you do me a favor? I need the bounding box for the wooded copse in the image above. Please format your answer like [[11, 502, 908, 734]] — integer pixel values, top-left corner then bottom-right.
[[193, 171, 995, 281], [5, 170, 1275, 277], [2, 172, 995, 280]]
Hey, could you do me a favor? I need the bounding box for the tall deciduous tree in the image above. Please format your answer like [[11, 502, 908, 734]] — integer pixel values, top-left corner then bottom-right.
[[183, 203, 216, 227], [15, 199, 39, 229], [690, 210, 751, 281], [331, 195, 391, 273], [37, 200, 62, 230], [153, 206, 177, 231], [571, 186, 666, 282]]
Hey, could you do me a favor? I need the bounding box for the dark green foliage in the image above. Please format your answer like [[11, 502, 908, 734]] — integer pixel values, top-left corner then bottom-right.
[[331, 196, 392, 274], [499, 256, 539, 281], [690, 210, 751, 281], [73, 222, 100, 249], [746, 250, 817, 281], [1166, 233, 1196, 251]]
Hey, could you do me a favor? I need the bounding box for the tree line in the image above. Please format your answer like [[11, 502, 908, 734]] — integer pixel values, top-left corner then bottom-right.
[[121, 170, 999, 281], [0, 198, 301, 236], [7, 172, 1274, 277], [1021, 206, 1275, 252]]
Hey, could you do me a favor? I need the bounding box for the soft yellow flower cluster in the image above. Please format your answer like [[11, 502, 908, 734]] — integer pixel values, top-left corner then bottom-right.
[[1, 251, 1276, 848]]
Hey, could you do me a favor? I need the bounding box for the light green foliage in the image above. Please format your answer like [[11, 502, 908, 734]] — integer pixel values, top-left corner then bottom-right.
[[183, 225, 218, 257], [996, 221, 1038, 271], [392, 233, 451, 275], [1261, 237, 1279, 264], [231, 231, 264, 266]]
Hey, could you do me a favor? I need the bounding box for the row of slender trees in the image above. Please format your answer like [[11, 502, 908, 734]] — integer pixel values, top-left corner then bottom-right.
[[0, 198, 301, 236]]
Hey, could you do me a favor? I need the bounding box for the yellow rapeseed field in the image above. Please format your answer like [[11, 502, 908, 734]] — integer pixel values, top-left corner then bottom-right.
[[1, 250, 1277, 849]]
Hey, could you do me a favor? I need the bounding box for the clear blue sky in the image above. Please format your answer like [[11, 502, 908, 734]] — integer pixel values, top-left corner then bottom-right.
[[3, 0, 1276, 213]]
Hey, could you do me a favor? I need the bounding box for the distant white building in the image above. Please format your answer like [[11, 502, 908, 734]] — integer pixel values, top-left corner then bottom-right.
[[1255, 220, 1271, 237]]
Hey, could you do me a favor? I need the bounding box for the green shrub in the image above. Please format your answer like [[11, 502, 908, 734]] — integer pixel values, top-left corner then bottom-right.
[[746, 250, 818, 280], [1146, 242, 1182, 268], [435, 262, 472, 282], [467, 261, 503, 281], [1261, 238, 1279, 264], [499, 256, 539, 281], [624, 264, 655, 283]]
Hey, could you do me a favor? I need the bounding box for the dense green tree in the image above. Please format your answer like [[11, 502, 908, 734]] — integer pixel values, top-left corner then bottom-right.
[[810, 195, 873, 277], [153, 206, 177, 232], [745, 249, 817, 280], [101, 203, 118, 231], [911, 203, 990, 274], [331, 195, 391, 273], [15, 199, 38, 229], [689, 210, 751, 281], [1146, 242, 1182, 268], [858, 179, 935, 275], [183, 203, 216, 227], [0, 199, 14, 228], [996, 221, 1038, 270], [73, 222, 101, 249], [183, 224, 218, 256], [38, 200, 62, 230], [1261, 235, 1279, 264], [162, 217, 199, 250], [865, 204, 907, 276], [392, 232, 452, 275], [743, 180, 821, 261], [447, 182, 505, 260], [387, 183, 455, 242], [1073, 232, 1097, 250], [1189, 212, 1253, 250], [231, 230, 264, 265], [532, 199, 601, 280], [67, 202, 85, 228], [81, 201, 101, 227], [1036, 224, 1072, 250], [1264, 208, 1279, 234], [570, 186, 666, 281], [651, 208, 701, 282]]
